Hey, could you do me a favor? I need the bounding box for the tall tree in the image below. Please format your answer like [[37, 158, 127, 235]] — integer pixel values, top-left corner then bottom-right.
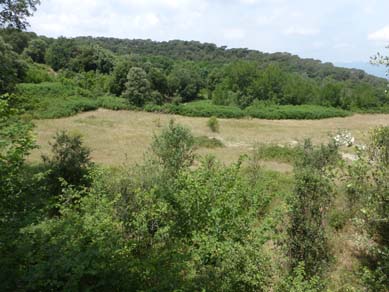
[[0, 0, 40, 30], [122, 67, 151, 107]]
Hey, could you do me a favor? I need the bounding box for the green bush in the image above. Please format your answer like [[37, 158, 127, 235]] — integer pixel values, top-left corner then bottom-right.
[[96, 95, 130, 110], [207, 116, 220, 132], [144, 100, 351, 120], [253, 144, 299, 163], [43, 131, 93, 198], [194, 136, 224, 148], [328, 210, 349, 231], [14, 82, 134, 118], [23, 63, 54, 84], [245, 103, 351, 120]]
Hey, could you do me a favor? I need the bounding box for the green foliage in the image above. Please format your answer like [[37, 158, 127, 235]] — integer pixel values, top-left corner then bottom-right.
[[207, 116, 220, 132], [42, 131, 93, 197], [328, 209, 349, 231], [253, 143, 299, 163], [23, 62, 54, 83], [0, 36, 27, 93], [109, 56, 132, 95], [174, 100, 245, 118], [122, 66, 152, 106], [0, 95, 36, 290], [245, 102, 351, 120], [168, 62, 203, 102], [278, 262, 323, 292], [95, 95, 130, 110], [14, 82, 99, 118], [68, 44, 115, 74], [23, 37, 47, 63], [287, 140, 338, 278], [194, 136, 224, 148], [151, 119, 195, 176], [0, 0, 40, 30], [45, 37, 77, 71], [0, 27, 36, 53]]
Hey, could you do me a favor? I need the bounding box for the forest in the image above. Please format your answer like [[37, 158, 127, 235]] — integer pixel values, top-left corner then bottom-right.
[[1, 23, 389, 121], [0, 1, 388, 291]]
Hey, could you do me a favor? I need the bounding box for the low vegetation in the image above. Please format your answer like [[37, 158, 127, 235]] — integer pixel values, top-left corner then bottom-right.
[[1, 4, 388, 290], [2, 96, 388, 290]]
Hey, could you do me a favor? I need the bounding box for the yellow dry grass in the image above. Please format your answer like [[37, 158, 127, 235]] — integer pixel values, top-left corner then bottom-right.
[[30, 109, 389, 170]]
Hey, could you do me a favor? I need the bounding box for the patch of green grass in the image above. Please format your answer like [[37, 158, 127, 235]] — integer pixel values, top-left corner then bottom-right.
[[253, 144, 300, 164], [194, 136, 224, 148]]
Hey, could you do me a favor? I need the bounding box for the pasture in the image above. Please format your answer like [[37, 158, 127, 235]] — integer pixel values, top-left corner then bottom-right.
[[31, 109, 389, 169]]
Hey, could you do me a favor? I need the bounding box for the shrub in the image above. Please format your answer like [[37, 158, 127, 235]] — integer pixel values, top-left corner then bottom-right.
[[287, 140, 338, 277], [245, 103, 351, 120], [194, 136, 224, 148], [122, 67, 151, 107], [96, 95, 130, 110], [143, 100, 351, 120], [253, 144, 299, 164], [42, 131, 93, 197], [151, 120, 195, 177], [328, 210, 349, 231], [207, 116, 220, 132]]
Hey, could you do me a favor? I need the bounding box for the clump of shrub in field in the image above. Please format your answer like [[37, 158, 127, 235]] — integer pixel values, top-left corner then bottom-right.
[[207, 116, 220, 132], [253, 143, 300, 163], [194, 136, 224, 148]]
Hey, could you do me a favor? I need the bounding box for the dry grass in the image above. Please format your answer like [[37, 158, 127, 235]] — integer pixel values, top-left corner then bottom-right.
[[30, 109, 389, 169]]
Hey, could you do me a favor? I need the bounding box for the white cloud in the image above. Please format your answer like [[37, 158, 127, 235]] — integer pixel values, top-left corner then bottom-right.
[[368, 26, 389, 42], [223, 28, 246, 40], [27, 0, 389, 62], [284, 26, 320, 37]]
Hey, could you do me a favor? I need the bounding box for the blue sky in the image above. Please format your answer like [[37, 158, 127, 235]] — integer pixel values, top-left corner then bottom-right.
[[29, 0, 389, 64]]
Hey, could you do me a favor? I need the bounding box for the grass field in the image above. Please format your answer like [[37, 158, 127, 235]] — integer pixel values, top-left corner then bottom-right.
[[30, 109, 389, 170]]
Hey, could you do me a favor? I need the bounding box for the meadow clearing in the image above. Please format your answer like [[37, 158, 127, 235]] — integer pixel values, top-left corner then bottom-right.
[[30, 109, 389, 169]]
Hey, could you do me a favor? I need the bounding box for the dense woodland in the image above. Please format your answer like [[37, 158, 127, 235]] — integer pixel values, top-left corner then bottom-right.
[[0, 25, 389, 120], [1, 1, 389, 291]]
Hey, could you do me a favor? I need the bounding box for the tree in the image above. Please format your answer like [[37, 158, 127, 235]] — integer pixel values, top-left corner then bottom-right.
[[45, 37, 77, 71], [69, 45, 115, 74], [23, 37, 47, 63], [0, 0, 40, 30], [319, 81, 344, 108], [0, 95, 35, 290], [0, 36, 27, 93], [168, 63, 203, 102], [109, 56, 132, 96], [345, 127, 389, 290], [151, 119, 194, 177], [43, 131, 93, 197], [0, 28, 35, 53], [287, 140, 338, 278], [122, 67, 151, 106]]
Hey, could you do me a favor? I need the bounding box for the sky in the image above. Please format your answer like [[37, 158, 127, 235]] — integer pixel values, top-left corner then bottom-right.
[[29, 0, 389, 65]]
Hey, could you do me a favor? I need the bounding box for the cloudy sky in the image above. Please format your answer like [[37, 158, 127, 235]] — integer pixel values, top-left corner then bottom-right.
[[29, 0, 389, 64]]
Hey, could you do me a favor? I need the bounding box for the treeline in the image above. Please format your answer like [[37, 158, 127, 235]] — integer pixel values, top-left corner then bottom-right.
[[1, 96, 388, 290], [1, 28, 388, 116]]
